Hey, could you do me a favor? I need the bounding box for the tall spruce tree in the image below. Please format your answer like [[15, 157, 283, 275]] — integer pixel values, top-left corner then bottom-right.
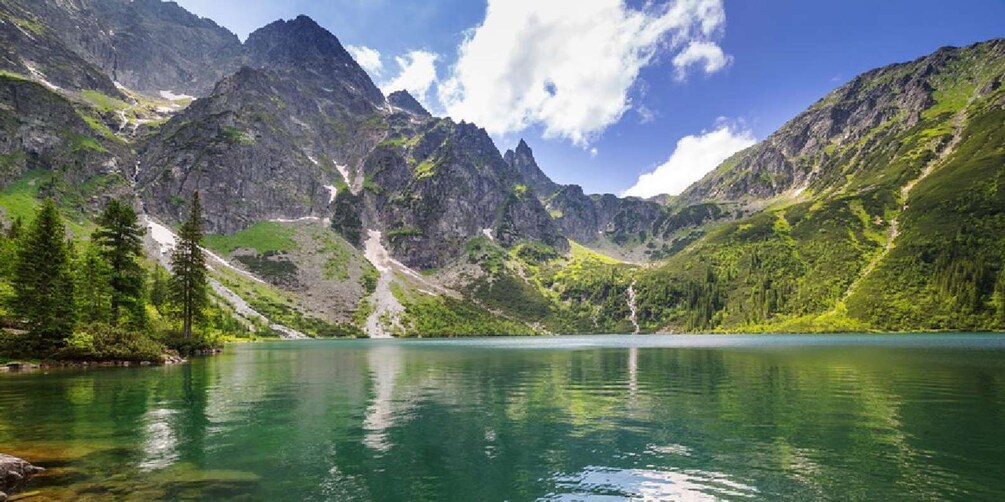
[[170, 192, 208, 338], [93, 199, 146, 326], [12, 200, 76, 353], [75, 243, 113, 324], [150, 265, 169, 315]]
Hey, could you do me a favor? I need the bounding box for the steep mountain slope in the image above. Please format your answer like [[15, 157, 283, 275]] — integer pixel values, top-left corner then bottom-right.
[[0, 0, 1001, 337], [630, 39, 1005, 332], [365, 115, 567, 269], [11, 0, 243, 96], [0, 1, 121, 96], [502, 140, 672, 261]]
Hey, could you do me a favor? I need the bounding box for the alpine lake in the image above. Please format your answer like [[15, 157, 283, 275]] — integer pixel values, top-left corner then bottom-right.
[[1, 334, 1004, 500]]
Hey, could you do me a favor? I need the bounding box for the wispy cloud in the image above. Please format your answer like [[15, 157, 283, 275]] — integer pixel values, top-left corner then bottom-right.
[[624, 123, 755, 198], [347, 45, 384, 77], [672, 40, 732, 80], [379, 50, 440, 107]]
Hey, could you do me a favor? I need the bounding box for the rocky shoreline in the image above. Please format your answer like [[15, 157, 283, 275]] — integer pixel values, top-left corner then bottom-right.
[[0, 454, 44, 500], [0, 349, 223, 373]]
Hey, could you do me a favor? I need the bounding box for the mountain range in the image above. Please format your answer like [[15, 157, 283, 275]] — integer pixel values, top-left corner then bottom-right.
[[1, 0, 1003, 337]]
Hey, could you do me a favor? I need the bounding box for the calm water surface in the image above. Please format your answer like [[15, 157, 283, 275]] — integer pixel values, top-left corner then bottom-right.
[[2, 334, 1004, 500]]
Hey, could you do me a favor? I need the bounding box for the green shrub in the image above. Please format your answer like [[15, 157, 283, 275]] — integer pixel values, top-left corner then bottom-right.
[[56, 323, 167, 362], [159, 330, 224, 356]]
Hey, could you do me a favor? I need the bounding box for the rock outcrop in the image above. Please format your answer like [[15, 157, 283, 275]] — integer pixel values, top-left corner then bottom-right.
[[0, 74, 133, 209], [0, 453, 44, 498], [366, 118, 567, 268], [503, 139, 560, 199], [387, 90, 430, 118], [503, 140, 668, 248], [0, 1, 121, 96]]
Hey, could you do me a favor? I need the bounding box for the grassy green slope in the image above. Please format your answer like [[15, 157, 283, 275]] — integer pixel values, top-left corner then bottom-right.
[[847, 105, 1005, 330], [625, 41, 1005, 333]]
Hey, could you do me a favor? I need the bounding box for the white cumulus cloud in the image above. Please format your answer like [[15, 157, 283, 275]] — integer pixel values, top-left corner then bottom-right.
[[624, 125, 755, 198], [380, 50, 440, 107], [672, 40, 731, 79], [347, 45, 383, 77], [437, 0, 730, 146]]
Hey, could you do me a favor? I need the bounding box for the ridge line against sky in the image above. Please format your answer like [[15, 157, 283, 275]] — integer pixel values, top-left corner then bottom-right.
[[174, 0, 1005, 197]]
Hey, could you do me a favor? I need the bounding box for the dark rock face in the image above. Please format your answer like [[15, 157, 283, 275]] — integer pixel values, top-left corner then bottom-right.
[[0, 76, 131, 190], [387, 90, 430, 117], [137, 14, 392, 234], [137, 65, 383, 233], [245, 15, 385, 110], [0, 453, 44, 497], [502, 141, 668, 246], [503, 139, 560, 199], [544, 186, 665, 245], [7, 0, 243, 96], [367, 119, 567, 268], [0, 1, 121, 96]]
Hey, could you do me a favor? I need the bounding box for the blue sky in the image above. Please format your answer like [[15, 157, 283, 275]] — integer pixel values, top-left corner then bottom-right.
[[175, 0, 1005, 196]]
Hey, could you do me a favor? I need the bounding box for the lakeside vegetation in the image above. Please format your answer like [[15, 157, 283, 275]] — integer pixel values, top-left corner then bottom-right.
[[0, 193, 246, 364]]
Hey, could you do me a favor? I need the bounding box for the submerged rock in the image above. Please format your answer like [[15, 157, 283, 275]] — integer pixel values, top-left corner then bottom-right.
[[0, 453, 44, 496]]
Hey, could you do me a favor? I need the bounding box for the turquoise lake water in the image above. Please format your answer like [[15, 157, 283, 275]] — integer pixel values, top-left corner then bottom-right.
[[1, 334, 1004, 500]]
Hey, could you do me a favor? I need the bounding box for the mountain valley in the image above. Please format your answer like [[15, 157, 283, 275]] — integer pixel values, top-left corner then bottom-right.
[[1, 0, 1003, 338]]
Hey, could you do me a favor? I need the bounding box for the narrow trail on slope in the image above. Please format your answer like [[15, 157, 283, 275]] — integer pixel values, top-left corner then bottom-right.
[[627, 280, 640, 335], [841, 106, 969, 302]]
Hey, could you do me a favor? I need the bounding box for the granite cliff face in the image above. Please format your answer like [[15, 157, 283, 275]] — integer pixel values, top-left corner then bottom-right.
[[502, 140, 670, 256], [137, 15, 388, 233], [136, 16, 564, 269], [0, 75, 129, 186], [387, 90, 431, 117], [6, 0, 243, 96], [503, 140, 561, 199], [0, 1, 121, 96], [366, 117, 567, 268]]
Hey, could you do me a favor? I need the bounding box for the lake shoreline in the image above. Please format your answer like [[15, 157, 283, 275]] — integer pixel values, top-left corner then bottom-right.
[[0, 348, 226, 373]]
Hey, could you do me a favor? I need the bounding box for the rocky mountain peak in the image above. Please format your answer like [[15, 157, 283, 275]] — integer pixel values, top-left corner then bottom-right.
[[388, 90, 431, 117], [244, 14, 384, 106], [504, 138, 560, 199]]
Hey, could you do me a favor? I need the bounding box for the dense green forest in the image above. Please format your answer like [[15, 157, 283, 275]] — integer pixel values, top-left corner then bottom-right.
[[0, 194, 245, 363]]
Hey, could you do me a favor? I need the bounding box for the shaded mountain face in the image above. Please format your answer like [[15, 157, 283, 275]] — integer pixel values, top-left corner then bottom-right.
[[0, 1, 121, 96], [503, 140, 560, 199], [135, 12, 564, 269], [502, 140, 675, 256], [0, 75, 130, 189], [364, 118, 567, 268], [244, 15, 385, 110], [8, 0, 243, 96]]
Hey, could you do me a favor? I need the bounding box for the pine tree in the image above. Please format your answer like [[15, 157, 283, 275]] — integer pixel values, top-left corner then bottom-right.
[[12, 200, 76, 353], [170, 192, 209, 338], [150, 265, 169, 315], [92, 199, 146, 326], [75, 243, 113, 324]]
